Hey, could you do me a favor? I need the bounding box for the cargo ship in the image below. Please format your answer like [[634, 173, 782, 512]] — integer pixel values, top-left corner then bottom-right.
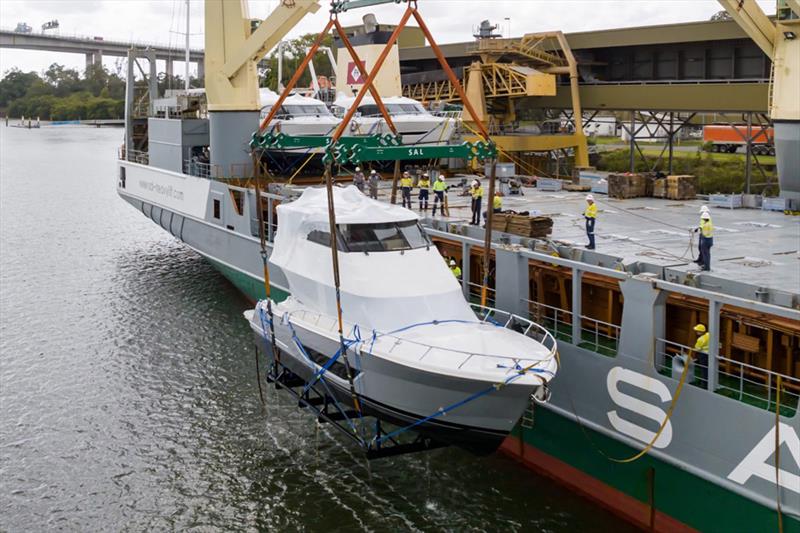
[[116, 1, 800, 531]]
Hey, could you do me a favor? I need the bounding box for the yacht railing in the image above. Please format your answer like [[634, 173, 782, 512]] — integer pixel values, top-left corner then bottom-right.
[[431, 110, 463, 120], [283, 304, 558, 370], [469, 303, 558, 358]]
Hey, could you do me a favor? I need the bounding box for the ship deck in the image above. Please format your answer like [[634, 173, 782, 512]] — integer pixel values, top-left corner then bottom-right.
[[406, 184, 800, 296]]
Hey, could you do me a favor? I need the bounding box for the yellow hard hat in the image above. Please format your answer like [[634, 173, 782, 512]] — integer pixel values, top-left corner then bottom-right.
[[693, 324, 706, 333]]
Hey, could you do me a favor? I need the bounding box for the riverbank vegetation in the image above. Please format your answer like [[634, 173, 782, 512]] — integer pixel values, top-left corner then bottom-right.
[[0, 63, 127, 120], [1, 63, 198, 121]]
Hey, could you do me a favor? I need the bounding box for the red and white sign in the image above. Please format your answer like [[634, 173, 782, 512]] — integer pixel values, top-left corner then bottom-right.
[[347, 61, 367, 84]]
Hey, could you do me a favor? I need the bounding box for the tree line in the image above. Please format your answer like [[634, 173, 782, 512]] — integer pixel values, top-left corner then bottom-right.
[[0, 32, 337, 121], [0, 62, 200, 121], [0, 63, 126, 120]]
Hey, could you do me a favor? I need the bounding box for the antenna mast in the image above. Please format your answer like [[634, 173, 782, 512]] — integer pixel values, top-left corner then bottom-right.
[[185, 0, 191, 90]]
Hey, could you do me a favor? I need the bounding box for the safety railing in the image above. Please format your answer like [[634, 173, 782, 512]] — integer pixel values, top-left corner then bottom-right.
[[655, 337, 798, 416], [122, 149, 149, 165], [466, 281, 496, 308], [183, 159, 217, 178], [520, 299, 573, 343], [717, 355, 799, 416], [579, 315, 619, 357], [655, 338, 708, 387]]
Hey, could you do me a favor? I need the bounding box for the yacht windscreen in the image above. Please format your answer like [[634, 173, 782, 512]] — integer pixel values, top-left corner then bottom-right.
[[337, 220, 430, 252], [357, 103, 427, 117], [272, 104, 332, 117]]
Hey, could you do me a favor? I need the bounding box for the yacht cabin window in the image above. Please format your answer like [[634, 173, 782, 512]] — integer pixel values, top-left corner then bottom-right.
[[356, 103, 427, 117], [307, 221, 429, 252], [264, 104, 333, 118], [338, 221, 430, 252]]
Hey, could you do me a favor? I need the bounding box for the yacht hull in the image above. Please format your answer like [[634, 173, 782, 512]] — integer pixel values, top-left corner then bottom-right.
[[250, 309, 537, 455]]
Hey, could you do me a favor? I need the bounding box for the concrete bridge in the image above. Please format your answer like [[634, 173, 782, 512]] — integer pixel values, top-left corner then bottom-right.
[[0, 27, 205, 77]]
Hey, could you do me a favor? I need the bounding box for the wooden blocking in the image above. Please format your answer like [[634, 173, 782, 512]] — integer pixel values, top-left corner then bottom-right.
[[564, 184, 591, 192], [491, 214, 510, 233], [498, 214, 553, 238], [665, 175, 697, 200], [608, 173, 647, 199]]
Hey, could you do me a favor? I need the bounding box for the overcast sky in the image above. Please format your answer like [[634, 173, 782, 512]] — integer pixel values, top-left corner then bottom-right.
[[0, 0, 775, 77]]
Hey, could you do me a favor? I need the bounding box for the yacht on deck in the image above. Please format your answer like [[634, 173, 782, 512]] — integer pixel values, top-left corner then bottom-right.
[[333, 95, 459, 145]]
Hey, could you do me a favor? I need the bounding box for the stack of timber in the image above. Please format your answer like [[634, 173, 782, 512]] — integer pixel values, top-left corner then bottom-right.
[[492, 213, 553, 238], [608, 173, 647, 199], [653, 175, 697, 200]]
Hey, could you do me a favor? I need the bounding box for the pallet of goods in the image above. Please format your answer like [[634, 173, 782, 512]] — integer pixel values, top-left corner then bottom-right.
[[653, 179, 667, 198], [608, 173, 647, 199], [664, 175, 696, 200], [491, 214, 553, 239]]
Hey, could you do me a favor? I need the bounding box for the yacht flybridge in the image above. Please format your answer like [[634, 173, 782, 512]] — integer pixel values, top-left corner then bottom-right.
[[245, 187, 558, 454]]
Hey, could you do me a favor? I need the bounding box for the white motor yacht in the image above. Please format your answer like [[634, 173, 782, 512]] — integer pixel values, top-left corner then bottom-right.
[[332, 95, 459, 146], [245, 186, 558, 454], [258, 89, 341, 173]]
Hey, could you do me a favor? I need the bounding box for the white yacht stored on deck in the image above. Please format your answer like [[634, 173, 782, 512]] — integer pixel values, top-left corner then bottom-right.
[[245, 186, 558, 454], [333, 95, 459, 145]]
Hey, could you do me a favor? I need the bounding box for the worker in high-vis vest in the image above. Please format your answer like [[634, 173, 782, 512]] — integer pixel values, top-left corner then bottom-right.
[[400, 171, 413, 209], [584, 194, 597, 249], [693, 205, 709, 265], [694, 211, 714, 271], [417, 172, 431, 212], [432, 175, 448, 216], [470, 179, 483, 225], [693, 323, 710, 385], [449, 259, 462, 279], [483, 191, 503, 225]]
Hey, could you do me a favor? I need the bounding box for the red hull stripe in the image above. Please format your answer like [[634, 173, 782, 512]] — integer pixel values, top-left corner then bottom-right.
[[499, 436, 697, 533]]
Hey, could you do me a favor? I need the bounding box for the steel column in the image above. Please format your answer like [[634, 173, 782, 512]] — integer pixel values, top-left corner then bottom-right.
[[629, 112, 636, 172], [745, 112, 753, 194], [668, 112, 674, 175], [707, 299, 721, 392], [571, 267, 582, 344]]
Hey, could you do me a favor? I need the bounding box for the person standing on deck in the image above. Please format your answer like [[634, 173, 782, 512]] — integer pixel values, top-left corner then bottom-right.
[[470, 179, 483, 225], [449, 259, 462, 279], [400, 172, 413, 208], [584, 194, 597, 249], [432, 175, 448, 216], [417, 172, 431, 212], [353, 167, 366, 193], [483, 191, 503, 225], [368, 169, 380, 199], [692, 323, 710, 385], [694, 211, 714, 271], [693, 205, 709, 265]]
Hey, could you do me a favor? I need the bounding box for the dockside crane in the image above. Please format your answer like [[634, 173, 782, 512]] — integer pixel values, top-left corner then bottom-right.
[[718, 0, 800, 203]]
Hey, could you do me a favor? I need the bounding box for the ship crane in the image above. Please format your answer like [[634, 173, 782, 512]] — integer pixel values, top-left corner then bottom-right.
[[718, 0, 800, 203], [203, 0, 322, 176]]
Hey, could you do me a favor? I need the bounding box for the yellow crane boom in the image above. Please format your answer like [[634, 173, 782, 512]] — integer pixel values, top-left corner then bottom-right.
[[204, 0, 321, 112]]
